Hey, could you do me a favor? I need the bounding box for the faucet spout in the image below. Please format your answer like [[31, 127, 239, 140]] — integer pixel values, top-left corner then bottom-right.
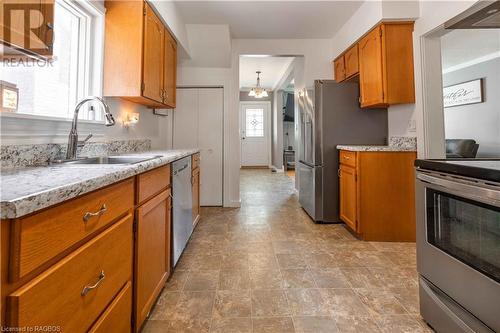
[[66, 96, 115, 160]]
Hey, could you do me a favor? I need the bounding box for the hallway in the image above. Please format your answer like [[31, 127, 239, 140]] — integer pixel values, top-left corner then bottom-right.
[[143, 170, 429, 333]]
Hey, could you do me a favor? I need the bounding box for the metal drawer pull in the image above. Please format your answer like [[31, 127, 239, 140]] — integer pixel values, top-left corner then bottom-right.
[[81, 270, 105, 296], [83, 204, 107, 222]]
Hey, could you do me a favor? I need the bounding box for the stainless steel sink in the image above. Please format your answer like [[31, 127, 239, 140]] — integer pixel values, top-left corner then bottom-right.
[[59, 155, 162, 165]]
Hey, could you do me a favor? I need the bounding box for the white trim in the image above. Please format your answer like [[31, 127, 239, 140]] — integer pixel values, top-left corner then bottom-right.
[[442, 51, 500, 74], [0, 111, 104, 125], [239, 101, 272, 168], [420, 27, 447, 159]]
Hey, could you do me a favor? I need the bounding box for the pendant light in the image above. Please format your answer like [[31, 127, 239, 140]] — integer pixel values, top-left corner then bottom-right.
[[248, 71, 268, 98]]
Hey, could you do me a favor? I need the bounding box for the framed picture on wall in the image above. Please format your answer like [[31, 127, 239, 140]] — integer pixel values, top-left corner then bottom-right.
[[443, 78, 484, 108]]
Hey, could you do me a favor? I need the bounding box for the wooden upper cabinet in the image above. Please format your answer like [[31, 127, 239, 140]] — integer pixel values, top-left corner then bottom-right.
[[103, 1, 177, 109], [163, 31, 177, 108], [344, 44, 359, 79], [143, 3, 164, 104], [0, 0, 54, 57], [358, 22, 415, 108], [358, 27, 385, 107], [333, 56, 346, 82]]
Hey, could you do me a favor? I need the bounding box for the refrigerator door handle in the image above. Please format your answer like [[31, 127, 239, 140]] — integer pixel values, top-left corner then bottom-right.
[[299, 160, 322, 168]]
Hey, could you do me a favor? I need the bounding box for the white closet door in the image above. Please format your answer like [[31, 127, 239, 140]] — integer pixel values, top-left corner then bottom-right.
[[173, 89, 198, 148], [198, 88, 223, 206], [173, 88, 223, 206]]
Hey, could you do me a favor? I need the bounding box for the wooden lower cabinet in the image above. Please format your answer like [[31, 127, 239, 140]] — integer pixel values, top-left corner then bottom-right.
[[134, 188, 171, 331], [338, 150, 416, 241], [339, 164, 357, 232], [0, 156, 199, 332], [5, 215, 133, 331], [89, 282, 132, 333]]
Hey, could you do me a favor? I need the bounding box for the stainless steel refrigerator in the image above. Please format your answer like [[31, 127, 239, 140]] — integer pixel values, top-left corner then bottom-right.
[[298, 80, 388, 223]]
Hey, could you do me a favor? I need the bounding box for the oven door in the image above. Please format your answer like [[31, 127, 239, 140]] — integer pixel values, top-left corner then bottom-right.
[[416, 171, 500, 332]]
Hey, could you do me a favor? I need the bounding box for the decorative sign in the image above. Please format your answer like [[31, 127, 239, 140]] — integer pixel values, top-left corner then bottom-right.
[[443, 79, 483, 108], [0, 81, 19, 112]]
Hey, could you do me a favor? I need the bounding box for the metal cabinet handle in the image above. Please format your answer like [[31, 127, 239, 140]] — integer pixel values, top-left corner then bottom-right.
[[344, 156, 350, 160], [338, 169, 341, 177], [83, 204, 107, 222], [81, 270, 105, 296]]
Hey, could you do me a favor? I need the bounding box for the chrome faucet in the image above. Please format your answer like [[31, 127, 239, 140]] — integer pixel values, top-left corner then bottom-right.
[[66, 96, 115, 160]]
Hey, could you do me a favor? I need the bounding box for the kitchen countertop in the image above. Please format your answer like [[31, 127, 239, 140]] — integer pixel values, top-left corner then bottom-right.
[[0, 149, 198, 219], [337, 145, 417, 152]]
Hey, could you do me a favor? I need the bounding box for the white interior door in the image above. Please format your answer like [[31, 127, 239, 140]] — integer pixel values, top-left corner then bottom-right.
[[240, 102, 271, 167], [173, 88, 223, 206]]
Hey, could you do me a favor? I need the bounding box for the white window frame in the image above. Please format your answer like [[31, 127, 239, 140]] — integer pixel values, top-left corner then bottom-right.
[[1, 0, 105, 123], [0, 0, 107, 144]]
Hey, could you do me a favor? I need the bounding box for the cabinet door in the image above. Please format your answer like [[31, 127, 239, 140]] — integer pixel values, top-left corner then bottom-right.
[[339, 165, 357, 232], [344, 45, 359, 78], [142, 3, 164, 103], [358, 26, 385, 107], [333, 56, 345, 82], [192, 168, 200, 226], [163, 30, 177, 107], [135, 190, 169, 330]]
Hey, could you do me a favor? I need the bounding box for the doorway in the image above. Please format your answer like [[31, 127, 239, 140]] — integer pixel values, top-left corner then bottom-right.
[[173, 87, 224, 206], [240, 101, 271, 167]]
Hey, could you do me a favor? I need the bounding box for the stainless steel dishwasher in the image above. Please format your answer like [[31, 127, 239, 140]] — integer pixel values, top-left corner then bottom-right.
[[172, 156, 193, 266]]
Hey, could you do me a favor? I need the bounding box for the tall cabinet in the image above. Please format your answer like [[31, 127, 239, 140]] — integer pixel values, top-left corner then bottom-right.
[[103, 1, 177, 108]]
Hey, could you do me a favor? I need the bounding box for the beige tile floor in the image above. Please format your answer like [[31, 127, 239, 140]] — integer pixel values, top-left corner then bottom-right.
[[143, 169, 432, 333]]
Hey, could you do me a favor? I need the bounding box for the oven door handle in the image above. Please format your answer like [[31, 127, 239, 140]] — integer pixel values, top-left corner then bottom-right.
[[417, 172, 500, 207]]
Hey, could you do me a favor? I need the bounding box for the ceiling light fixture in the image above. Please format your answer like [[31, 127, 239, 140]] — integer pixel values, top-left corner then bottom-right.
[[248, 71, 268, 98]]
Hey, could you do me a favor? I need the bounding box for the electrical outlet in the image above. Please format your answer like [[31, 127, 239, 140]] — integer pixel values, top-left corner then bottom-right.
[[408, 119, 417, 132]]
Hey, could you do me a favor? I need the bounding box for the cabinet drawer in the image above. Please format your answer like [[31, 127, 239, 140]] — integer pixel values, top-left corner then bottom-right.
[[192, 153, 200, 171], [89, 281, 132, 333], [10, 178, 134, 281], [137, 165, 171, 204], [340, 150, 357, 168], [7, 214, 133, 332]]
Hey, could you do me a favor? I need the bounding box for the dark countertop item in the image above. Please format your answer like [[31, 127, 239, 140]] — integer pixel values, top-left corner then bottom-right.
[[415, 158, 500, 183]]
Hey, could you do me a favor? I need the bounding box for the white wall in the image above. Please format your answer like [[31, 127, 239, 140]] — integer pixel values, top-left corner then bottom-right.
[[181, 24, 231, 67], [442, 58, 500, 157]]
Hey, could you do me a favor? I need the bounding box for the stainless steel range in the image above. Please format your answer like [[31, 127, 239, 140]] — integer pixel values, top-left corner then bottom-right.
[[415, 159, 500, 333]]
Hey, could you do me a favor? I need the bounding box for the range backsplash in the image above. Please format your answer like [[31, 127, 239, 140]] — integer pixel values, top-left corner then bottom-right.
[[1, 139, 151, 168]]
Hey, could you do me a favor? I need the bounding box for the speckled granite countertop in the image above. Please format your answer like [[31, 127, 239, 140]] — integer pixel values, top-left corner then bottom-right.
[[337, 136, 417, 152], [0, 149, 198, 219], [336, 145, 417, 152]]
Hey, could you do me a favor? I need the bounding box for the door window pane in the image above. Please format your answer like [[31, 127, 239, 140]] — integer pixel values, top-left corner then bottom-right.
[[245, 108, 264, 137], [426, 189, 500, 282]]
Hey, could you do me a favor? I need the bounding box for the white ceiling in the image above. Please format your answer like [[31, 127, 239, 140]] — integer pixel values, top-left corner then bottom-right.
[[441, 29, 500, 72], [174, 1, 363, 39], [239, 56, 294, 90]]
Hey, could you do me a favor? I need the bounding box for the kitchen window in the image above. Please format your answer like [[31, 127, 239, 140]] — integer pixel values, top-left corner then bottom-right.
[[1, 0, 104, 121]]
